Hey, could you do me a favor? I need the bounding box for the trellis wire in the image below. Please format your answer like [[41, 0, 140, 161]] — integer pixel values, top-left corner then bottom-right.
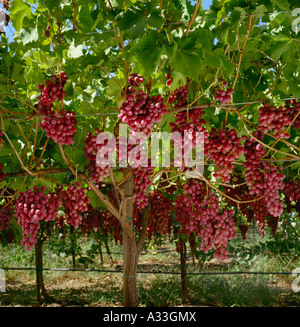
[[3, 97, 300, 121], [0, 266, 293, 276]]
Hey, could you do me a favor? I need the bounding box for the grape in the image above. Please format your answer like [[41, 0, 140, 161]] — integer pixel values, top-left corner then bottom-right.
[[285, 99, 300, 130], [165, 73, 173, 87], [263, 163, 285, 218], [243, 131, 266, 196], [15, 186, 61, 251], [243, 132, 285, 219], [238, 224, 249, 240], [62, 181, 90, 229], [0, 204, 12, 232], [39, 109, 77, 145], [169, 85, 189, 107], [119, 89, 167, 135], [170, 107, 209, 169], [127, 73, 144, 88], [37, 72, 68, 115], [38, 72, 77, 145], [84, 128, 113, 183], [214, 82, 234, 106], [133, 165, 154, 209], [207, 127, 243, 183], [258, 102, 292, 139], [174, 179, 237, 260], [283, 180, 300, 216], [147, 191, 172, 239], [0, 162, 5, 183], [267, 216, 279, 236]]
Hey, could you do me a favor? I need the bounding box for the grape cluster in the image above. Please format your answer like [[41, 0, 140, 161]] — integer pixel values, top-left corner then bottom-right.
[[283, 180, 300, 215], [15, 186, 61, 251], [267, 216, 279, 237], [127, 73, 144, 88], [207, 128, 243, 183], [38, 72, 77, 145], [133, 166, 154, 209], [213, 209, 236, 260], [0, 228, 15, 244], [169, 85, 189, 107], [251, 197, 266, 237], [214, 81, 234, 106], [285, 99, 300, 130], [243, 131, 266, 196], [174, 194, 192, 236], [62, 182, 90, 229], [243, 132, 285, 218], [258, 103, 292, 139], [165, 73, 173, 87], [0, 204, 12, 232], [263, 163, 285, 217], [0, 163, 5, 183], [119, 89, 167, 135], [170, 108, 209, 169], [238, 224, 249, 240], [37, 72, 68, 115], [225, 178, 254, 239], [39, 109, 77, 145], [84, 128, 114, 183], [119, 73, 167, 135], [81, 206, 105, 235], [105, 191, 123, 245], [174, 180, 237, 260], [147, 191, 172, 239]]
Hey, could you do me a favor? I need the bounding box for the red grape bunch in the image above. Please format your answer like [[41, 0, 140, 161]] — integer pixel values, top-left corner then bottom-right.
[[0, 204, 12, 232], [132, 166, 154, 209], [38, 72, 78, 145], [15, 186, 61, 251], [213, 209, 236, 260], [283, 180, 300, 215], [243, 131, 266, 196], [39, 109, 77, 145], [207, 127, 244, 183], [147, 191, 172, 239], [84, 128, 116, 183], [127, 73, 144, 88], [258, 103, 293, 139], [0, 163, 5, 183], [174, 180, 237, 260], [37, 72, 68, 115], [284, 99, 300, 130], [119, 73, 167, 135], [263, 163, 285, 218], [214, 81, 234, 106], [62, 182, 90, 229], [119, 89, 167, 135], [169, 85, 189, 107], [243, 132, 285, 218], [170, 108, 209, 169], [165, 73, 173, 87]]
